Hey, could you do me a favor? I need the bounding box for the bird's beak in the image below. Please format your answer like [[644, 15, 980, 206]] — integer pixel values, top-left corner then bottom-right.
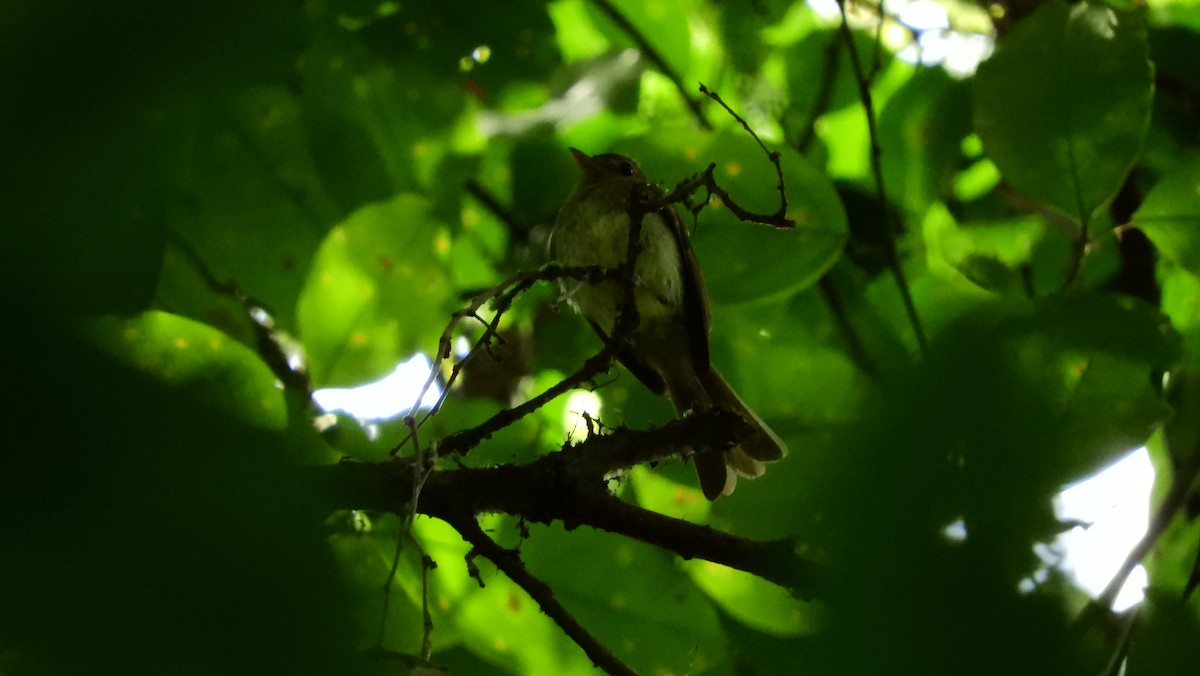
[[569, 147, 601, 183], [569, 147, 592, 166]]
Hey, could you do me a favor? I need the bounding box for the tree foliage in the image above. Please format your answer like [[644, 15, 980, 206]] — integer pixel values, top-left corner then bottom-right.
[[3, 0, 1200, 674]]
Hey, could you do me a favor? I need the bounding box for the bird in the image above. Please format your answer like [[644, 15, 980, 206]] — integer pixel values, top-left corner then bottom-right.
[[551, 148, 787, 499]]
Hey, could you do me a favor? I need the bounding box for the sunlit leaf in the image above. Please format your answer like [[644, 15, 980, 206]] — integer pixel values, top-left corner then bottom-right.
[[684, 560, 817, 637], [524, 524, 731, 675], [416, 516, 606, 675], [296, 193, 452, 387], [1161, 265, 1200, 368], [85, 311, 287, 429], [326, 515, 429, 652], [973, 0, 1153, 224], [1134, 156, 1200, 274], [879, 68, 972, 217], [923, 204, 1047, 294]]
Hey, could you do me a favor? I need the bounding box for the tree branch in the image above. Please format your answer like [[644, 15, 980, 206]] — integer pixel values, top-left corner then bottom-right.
[[323, 410, 821, 599]]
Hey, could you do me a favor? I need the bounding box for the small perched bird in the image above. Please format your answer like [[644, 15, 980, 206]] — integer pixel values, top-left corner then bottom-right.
[[551, 148, 787, 499]]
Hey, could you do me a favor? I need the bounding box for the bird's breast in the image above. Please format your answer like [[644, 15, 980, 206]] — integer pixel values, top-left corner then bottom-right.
[[553, 197, 685, 332]]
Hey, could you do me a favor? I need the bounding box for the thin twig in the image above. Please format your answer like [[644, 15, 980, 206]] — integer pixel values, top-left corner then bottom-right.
[[409, 533, 438, 662], [587, 0, 712, 131], [697, 84, 792, 226], [436, 329, 623, 456], [379, 523, 407, 647], [449, 513, 638, 676], [835, 0, 927, 354], [1098, 609, 1139, 676]]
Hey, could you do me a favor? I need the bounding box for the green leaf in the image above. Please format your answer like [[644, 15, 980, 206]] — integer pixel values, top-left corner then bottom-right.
[[1161, 265, 1200, 366], [879, 68, 972, 217], [326, 515, 428, 652], [296, 193, 452, 387], [922, 204, 1046, 295], [154, 88, 336, 338], [1135, 156, 1200, 274], [973, 0, 1153, 224], [84, 311, 287, 430], [711, 296, 871, 425], [587, 0, 692, 83], [300, 14, 474, 209], [1163, 368, 1200, 474], [523, 524, 730, 674], [684, 559, 817, 637], [416, 516, 606, 675], [719, 0, 791, 73], [991, 294, 1176, 483]]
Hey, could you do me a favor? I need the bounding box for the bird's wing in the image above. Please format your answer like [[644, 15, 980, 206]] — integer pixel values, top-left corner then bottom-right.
[[586, 317, 668, 395], [663, 204, 712, 371]]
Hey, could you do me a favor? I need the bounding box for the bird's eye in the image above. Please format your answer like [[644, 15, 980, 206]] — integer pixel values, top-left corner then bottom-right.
[[618, 161, 635, 177]]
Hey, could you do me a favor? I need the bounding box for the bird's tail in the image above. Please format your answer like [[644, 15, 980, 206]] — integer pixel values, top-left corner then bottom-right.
[[690, 368, 788, 500]]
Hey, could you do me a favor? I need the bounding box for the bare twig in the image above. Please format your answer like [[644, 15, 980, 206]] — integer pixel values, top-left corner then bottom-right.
[[587, 0, 712, 131], [412, 534, 437, 662], [697, 84, 794, 228], [834, 0, 927, 354], [449, 513, 638, 676]]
